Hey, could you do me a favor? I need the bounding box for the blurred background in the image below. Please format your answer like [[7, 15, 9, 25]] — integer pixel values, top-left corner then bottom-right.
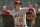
[[0, 0, 40, 27]]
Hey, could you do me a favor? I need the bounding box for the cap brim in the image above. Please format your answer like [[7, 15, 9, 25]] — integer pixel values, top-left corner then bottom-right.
[[17, 2, 22, 5], [20, 3, 22, 5]]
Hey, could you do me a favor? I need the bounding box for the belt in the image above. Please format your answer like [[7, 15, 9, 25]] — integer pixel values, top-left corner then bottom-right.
[[16, 25, 26, 26]]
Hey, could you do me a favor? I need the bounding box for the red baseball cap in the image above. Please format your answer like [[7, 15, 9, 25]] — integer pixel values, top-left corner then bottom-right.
[[14, 1, 22, 5]]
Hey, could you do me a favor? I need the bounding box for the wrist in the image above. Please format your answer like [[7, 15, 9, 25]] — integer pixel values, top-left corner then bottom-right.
[[32, 21, 35, 23]]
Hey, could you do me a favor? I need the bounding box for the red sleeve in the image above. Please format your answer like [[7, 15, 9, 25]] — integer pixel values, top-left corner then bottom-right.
[[4, 10, 11, 15], [28, 7, 36, 15]]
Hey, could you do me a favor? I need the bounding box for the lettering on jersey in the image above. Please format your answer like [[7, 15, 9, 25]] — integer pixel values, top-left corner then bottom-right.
[[19, 18, 23, 22], [14, 14, 23, 18]]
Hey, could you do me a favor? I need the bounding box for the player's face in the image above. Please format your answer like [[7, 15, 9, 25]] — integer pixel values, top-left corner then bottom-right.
[[15, 3, 21, 10]]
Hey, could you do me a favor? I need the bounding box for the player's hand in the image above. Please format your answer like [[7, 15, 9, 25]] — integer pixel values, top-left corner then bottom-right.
[[32, 21, 35, 26], [3, 6, 6, 11]]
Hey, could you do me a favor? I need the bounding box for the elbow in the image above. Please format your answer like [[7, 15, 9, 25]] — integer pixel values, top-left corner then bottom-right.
[[4, 10, 11, 15], [5, 12, 11, 16]]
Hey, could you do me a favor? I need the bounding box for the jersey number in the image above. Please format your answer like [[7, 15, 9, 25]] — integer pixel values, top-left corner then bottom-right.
[[19, 18, 23, 22]]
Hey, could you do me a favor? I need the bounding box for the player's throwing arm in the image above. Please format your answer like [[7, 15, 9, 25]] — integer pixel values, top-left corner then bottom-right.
[[3, 6, 11, 15]]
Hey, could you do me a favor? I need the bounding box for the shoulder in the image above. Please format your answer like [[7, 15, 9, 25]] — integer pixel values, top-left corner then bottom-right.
[[20, 7, 29, 10], [12, 9, 15, 12]]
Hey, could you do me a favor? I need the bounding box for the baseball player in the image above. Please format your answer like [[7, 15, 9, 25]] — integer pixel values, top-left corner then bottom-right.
[[3, 1, 36, 27], [3, 1, 28, 27]]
